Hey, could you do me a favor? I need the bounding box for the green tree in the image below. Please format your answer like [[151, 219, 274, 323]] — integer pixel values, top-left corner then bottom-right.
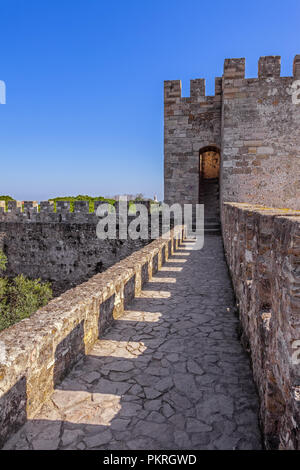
[[49, 195, 116, 212], [0, 250, 52, 331]]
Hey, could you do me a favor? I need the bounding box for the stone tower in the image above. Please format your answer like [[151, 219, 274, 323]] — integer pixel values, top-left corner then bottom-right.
[[164, 55, 300, 213]]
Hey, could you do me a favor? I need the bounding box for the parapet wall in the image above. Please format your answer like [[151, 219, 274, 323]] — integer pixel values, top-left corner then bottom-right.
[[0, 200, 152, 223], [0, 200, 154, 294], [222, 203, 300, 449], [0, 226, 185, 447]]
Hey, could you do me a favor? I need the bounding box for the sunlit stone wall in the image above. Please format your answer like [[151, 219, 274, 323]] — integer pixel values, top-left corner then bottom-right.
[[222, 203, 300, 450], [0, 227, 185, 448]]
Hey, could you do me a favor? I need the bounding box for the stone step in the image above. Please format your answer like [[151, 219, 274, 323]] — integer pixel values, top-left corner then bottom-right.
[[199, 189, 219, 192], [202, 177, 219, 182], [191, 226, 221, 234]]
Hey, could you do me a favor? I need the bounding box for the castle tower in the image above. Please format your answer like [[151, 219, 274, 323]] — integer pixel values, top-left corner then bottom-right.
[[164, 55, 300, 212]]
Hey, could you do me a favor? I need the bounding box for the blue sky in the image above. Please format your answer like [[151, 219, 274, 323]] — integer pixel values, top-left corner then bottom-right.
[[0, 0, 299, 201]]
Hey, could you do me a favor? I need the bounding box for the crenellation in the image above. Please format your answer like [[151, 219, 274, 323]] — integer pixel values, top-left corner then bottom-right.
[[0, 199, 143, 223], [190, 78, 205, 98], [56, 201, 70, 212], [223, 57, 245, 79], [74, 200, 89, 212], [293, 54, 300, 78], [23, 201, 38, 212], [258, 55, 281, 78], [7, 200, 22, 212], [164, 80, 182, 101], [215, 77, 222, 96], [40, 200, 54, 212]]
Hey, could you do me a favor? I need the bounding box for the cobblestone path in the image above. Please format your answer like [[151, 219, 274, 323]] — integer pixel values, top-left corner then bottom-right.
[[5, 236, 262, 450]]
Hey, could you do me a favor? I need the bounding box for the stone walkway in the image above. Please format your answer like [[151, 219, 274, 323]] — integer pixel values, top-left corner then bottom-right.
[[4, 236, 262, 450]]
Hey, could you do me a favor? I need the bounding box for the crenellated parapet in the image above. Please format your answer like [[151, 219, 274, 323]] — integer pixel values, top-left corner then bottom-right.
[[221, 54, 300, 210], [0, 200, 157, 223], [164, 54, 300, 210], [164, 76, 222, 103], [223, 55, 300, 80], [165, 55, 300, 108], [0, 200, 114, 223]]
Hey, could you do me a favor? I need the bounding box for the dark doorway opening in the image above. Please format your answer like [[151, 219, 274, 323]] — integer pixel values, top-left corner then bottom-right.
[[199, 146, 220, 233]]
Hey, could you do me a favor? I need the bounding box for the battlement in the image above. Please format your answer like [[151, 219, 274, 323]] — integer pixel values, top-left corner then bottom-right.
[[223, 55, 285, 80], [164, 77, 222, 100], [0, 200, 154, 223], [164, 55, 300, 101], [164, 53, 300, 210]]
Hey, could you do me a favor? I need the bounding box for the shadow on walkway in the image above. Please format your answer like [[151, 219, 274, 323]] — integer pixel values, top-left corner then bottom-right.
[[3, 237, 262, 450]]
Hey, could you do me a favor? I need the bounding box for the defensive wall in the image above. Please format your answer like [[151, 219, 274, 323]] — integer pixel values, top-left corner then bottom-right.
[[0, 200, 153, 294], [222, 203, 300, 449], [164, 55, 300, 448], [0, 226, 185, 447]]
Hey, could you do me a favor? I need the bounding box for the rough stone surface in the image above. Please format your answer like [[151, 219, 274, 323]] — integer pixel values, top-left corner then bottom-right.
[[3, 236, 262, 450], [0, 227, 182, 447], [222, 203, 300, 450], [164, 55, 300, 210], [0, 219, 149, 295]]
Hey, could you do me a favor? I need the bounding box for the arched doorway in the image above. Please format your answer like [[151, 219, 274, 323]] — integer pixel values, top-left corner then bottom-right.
[[199, 146, 220, 231], [199, 147, 220, 180]]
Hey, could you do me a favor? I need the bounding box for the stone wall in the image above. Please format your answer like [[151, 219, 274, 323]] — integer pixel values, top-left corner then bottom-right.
[[222, 203, 300, 449], [0, 226, 185, 448], [221, 56, 300, 210], [0, 221, 149, 295], [0, 201, 152, 295]]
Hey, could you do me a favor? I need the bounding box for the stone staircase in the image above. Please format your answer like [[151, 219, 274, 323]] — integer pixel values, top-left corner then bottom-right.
[[199, 178, 220, 234]]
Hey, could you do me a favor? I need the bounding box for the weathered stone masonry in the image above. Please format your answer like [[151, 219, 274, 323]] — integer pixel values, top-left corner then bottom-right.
[[0, 227, 185, 447], [165, 55, 300, 450], [223, 203, 300, 450], [164, 77, 222, 206], [0, 201, 151, 294], [164, 55, 300, 210]]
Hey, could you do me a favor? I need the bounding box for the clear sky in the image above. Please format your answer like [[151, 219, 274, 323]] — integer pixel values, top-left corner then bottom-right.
[[0, 0, 299, 201]]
